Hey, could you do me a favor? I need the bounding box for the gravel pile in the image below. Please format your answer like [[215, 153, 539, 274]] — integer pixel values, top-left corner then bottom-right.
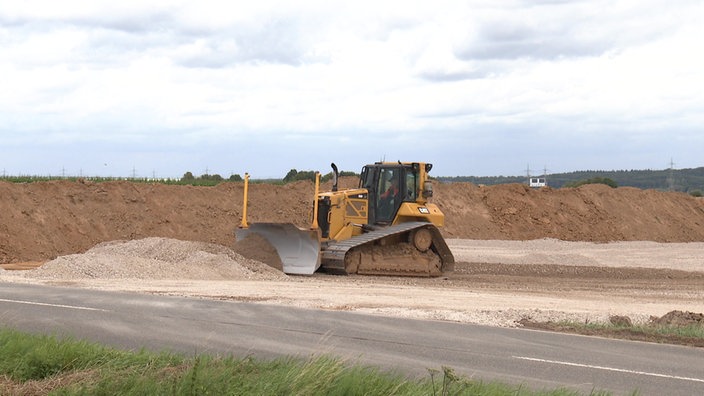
[[18, 237, 287, 281]]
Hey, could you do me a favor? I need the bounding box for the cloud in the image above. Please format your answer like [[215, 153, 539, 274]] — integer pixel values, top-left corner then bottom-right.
[[172, 19, 310, 68], [453, 1, 687, 62], [1, 1, 703, 178]]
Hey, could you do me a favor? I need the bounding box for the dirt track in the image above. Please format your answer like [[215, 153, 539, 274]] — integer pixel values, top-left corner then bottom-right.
[[1, 180, 704, 327]]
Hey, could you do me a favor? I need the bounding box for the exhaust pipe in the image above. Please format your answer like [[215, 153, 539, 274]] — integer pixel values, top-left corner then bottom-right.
[[330, 163, 339, 192]]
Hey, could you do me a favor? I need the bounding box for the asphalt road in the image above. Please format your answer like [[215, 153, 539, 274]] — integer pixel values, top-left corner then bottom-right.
[[1, 283, 703, 395]]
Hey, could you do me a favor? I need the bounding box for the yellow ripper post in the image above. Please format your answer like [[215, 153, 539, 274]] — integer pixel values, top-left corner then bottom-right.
[[240, 173, 249, 229], [311, 171, 320, 230]]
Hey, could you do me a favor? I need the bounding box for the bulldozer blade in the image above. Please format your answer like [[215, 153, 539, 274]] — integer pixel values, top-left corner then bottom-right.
[[236, 223, 321, 275]]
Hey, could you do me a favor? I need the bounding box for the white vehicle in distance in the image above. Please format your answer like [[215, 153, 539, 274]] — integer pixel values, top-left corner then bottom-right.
[[529, 177, 546, 188]]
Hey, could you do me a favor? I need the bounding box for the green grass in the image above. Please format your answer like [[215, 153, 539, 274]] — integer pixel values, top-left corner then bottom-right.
[[0, 328, 606, 396], [523, 319, 704, 348], [0, 175, 224, 186], [0, 175, 288, 186], [577, 320, 704, 338], [604, 322, 704, 339]]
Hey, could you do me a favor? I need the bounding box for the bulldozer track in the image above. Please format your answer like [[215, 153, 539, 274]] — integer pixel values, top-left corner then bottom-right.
[[321, 222, 454, 276]]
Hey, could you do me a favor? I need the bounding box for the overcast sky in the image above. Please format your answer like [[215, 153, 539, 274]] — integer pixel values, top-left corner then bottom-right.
[[1, 1, 702, 178]]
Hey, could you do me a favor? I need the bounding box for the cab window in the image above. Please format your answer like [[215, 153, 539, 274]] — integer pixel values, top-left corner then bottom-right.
[[405, 171, 417, 201]]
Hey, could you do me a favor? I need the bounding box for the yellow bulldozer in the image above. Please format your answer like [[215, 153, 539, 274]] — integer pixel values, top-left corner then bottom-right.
[[236, 161, 454, 276]]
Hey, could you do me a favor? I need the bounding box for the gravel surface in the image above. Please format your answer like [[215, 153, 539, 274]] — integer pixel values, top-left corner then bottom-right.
[[11, 237, 287, 281], [448, 239, 704, 270], [3, 237, 703, 328]]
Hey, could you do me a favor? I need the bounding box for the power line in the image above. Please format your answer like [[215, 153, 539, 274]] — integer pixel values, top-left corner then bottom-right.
[[667, 158, 675, 191]]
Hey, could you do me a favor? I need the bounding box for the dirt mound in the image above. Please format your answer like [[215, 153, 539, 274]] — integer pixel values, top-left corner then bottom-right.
[[651, 310, 704, 327], [436, 183, 704, 242], [15, 237, 287, 281], [1, 179, 704, 263], [232, 234, 283, 271]]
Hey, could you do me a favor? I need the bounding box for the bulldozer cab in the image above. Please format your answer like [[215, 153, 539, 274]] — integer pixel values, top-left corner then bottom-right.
[[360, 163, 422, 225]]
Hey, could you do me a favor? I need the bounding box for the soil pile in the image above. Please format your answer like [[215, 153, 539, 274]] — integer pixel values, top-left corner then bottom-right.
[[15, 237, 287, 281], [232, 234, 283, 271], [651, 310, 704, 327], [435, 183, 704, 242], [1, 179, 703, 264]]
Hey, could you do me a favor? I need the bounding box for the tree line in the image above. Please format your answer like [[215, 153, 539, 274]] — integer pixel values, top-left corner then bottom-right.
[[438, 167, 704, 195], [177, 168, 358, 185]]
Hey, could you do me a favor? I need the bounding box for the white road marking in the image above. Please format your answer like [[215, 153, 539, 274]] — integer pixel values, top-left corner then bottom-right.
[[513, 356, 704, 383], [0, 298, 108, 312]]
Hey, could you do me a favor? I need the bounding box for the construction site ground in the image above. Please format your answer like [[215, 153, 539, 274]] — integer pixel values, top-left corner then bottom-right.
[[1, 179, 704, 337]]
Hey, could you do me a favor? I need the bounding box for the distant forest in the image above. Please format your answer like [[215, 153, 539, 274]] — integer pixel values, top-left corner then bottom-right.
[[438, 167, 704, 194]]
